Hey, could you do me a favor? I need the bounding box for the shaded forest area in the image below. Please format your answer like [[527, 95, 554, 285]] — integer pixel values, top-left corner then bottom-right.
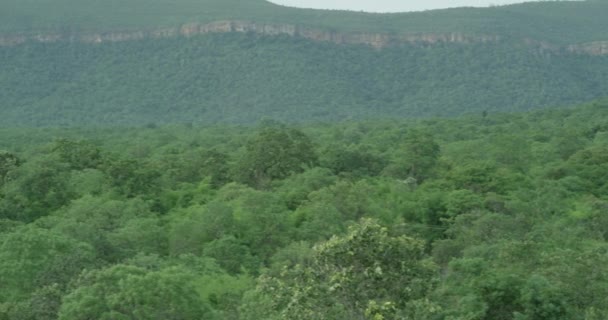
[[1, 99, 608, 319]]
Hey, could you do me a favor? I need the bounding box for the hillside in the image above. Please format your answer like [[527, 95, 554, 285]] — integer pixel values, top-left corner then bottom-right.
[[1, 0, 608, 126], [1, 0, 608, 46], [2, 33, 608, 126]]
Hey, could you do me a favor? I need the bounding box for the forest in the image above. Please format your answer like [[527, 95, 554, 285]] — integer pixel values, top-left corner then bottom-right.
[[2, 0, 608, 46], [2, 33, 608, 126], [1, 98, 608, 319]]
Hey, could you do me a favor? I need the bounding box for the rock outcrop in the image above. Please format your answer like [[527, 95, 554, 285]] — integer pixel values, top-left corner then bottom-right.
[[568, 41, 608, 56], [0, 20, 499, 49], [0, 20, 605, 55]]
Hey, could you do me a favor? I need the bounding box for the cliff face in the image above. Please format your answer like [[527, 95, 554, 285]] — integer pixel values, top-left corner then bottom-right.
[[0, 20, 605, 55], [0, 20, 500, 48], [568, 41, 608, 56]]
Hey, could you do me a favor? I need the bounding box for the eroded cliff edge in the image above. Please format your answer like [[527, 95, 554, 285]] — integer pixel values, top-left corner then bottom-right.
[[0, 20, 605, 56]]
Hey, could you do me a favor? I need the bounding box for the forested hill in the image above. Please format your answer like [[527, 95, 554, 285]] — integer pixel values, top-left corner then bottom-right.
[[2, 33, 608, 126], [1, 0, 608, 47], [1, 0, 608, 126]]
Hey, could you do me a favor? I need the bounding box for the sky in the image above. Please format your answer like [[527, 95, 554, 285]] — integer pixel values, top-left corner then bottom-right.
[[267, 0, 540, 12]]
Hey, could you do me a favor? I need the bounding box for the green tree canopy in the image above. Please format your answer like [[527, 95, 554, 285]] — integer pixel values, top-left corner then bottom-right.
[[58, 264, 213, 320], [243, 219, 439, 320], [234, 125, 317, 188], [0, 226, 96, 303]]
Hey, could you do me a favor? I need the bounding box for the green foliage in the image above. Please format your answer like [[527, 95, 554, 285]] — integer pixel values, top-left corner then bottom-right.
[[168, 201, 237, 256], [52, 139, 102, 170], [160, 148, 230, 188], [58, 264, 213, 320], [564, 146, 608, 196], [36, 195, 163, 261], [321, 145, 386, 177], [2, 34, 608, 126], [0, 226, 96, 303], [202, 236, 260, 275], [101, 156, 161, 198], [0, 151, 20, 186], [274, 167, 337, 210], [0, 156, 74, 222], [515, 276, 570, 320], [384, 130, 441, 180], [244, 219, 438, 319], [1, 284, 64, 320], [1, 0, 608, 45], [0, 99, 607, 319], [235, 125, 317, 188]]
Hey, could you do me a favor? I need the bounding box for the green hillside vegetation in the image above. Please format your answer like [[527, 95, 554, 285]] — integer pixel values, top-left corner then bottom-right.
[[1, 99, 608, 319], [2, 0, 608, 127], [1, 0, 608, 45], [1, 33, 607, 126], [2, 1, 607, 318]]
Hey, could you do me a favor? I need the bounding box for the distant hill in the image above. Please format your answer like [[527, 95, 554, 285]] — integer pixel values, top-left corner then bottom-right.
[[2, 0, 608, 46], [0, 0, 607, 126]]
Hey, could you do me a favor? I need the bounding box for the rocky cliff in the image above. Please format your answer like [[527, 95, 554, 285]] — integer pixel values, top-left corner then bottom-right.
[[568, 41, 608, 56], [0, 20, 605, 55]]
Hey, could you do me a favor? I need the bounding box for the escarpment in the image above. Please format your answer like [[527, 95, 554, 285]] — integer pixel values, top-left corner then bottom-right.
[[0, 20, 605, 55], [568, 41, 608, 56], [0, 20, 500, 48]]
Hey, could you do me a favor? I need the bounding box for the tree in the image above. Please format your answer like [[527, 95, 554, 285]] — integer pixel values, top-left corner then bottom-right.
[[200, 149, 231, 188], [515, 276, 570, 320], [0, 284, 64, 320], [101, 156, 161, 198], [234, 125, 317, 188], [202, 236, 260, 275], [565, 146, 608, 196], [58, 265, 213, 320], [0, 156, 74, 222], [160, 148, 230, 188], [321, 145, 386, 176], [39, 195, 161, 262], [0, 226, 96, 303], [384, 130, 440, 181], [0, 151, 21, 186], [52, 139, 102, 171], [274, 167, 337, 210], [168, 201, 237, 256], [243, 219, 439, 320], [229, 187, 291, 262]]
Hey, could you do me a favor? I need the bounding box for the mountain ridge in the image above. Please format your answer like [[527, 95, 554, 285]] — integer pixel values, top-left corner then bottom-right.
[[1, 20, 606, 55], [2, 0, 608, 45], [2, 0, 608, 126]]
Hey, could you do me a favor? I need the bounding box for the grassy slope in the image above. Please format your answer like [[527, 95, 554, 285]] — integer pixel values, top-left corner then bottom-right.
[[1, 0, 608, 44]]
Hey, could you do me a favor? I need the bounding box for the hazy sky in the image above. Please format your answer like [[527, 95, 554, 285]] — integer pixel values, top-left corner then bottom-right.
[[268, 0, 540, 12]]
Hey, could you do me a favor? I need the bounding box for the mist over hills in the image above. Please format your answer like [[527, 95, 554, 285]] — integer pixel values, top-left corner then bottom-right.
[[1, 0, 607, 126]]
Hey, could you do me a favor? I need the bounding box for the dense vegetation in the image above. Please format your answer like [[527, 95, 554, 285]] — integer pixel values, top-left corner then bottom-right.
[[1, 99, 608, 319], [2, 33, 608, 126], [2, 0, 608, 45]]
